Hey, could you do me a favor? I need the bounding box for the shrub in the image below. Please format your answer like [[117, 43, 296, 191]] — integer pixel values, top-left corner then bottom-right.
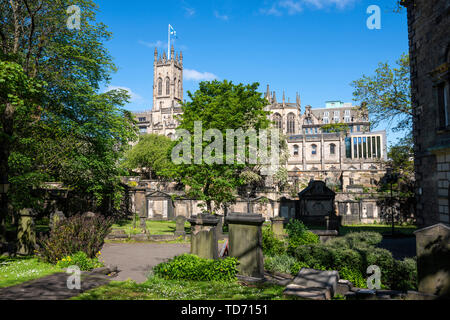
[[56, 251, 104, 271], [339, 266, 367, 289], [262, 227, 286, 256], [328, 231, 382, 249], [153, 254, 238, 282], [264, 254, 297, 275], [390, 258, 418, 291], [38, 214, 113, 264], [285, 219, 319, 254], [330, 247, 363, 272]]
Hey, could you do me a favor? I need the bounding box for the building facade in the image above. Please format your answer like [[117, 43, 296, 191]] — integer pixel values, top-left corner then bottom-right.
[[134, 50, 387, 192], [403, 0, 450, 227]]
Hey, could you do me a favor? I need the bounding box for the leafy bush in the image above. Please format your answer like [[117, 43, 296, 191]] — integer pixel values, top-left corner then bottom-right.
[[339, 266, 367, 288], [285, 219, 319, 254], [328, 231, 382, 249], [153, 254, 238, 282], [264, 254, 298, 275], [262, 227, 286, 256], [56, 251, 104, 271], [390, 258, 418, 291], [38, 214, 113, 264]]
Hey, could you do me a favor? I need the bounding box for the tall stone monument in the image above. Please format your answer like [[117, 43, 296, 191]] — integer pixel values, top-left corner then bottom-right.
[[188, 214, 219, 260]]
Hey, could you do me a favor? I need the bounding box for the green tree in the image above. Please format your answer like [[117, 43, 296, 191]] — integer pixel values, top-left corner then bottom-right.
[[171, 80, 271, 214], [321, 123, 350, 133], [122, 134, 174, 179], [0, 1, 138, 234], [351, 53, 411, 134]]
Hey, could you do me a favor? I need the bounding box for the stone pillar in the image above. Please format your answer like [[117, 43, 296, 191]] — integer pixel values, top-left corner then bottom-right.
[[270, 216, 285, 239], [17, 209, 37, 256], [174, 215, 187, 238], [226, 213, 265, 279], [414, 223, 450, 297], [188, 214, 219, 260], [215, 214, 223, 239]]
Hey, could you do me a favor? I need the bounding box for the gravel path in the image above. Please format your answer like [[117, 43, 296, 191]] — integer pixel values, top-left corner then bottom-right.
[[99, 242, 190, 283]]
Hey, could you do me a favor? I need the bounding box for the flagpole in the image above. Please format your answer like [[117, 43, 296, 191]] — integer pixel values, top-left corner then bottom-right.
[[168, 24, 171, 59]]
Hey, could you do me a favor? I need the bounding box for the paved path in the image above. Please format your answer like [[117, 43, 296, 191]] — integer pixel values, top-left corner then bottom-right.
[[0, 272, 110, 300], [100, 242, 190, 283]]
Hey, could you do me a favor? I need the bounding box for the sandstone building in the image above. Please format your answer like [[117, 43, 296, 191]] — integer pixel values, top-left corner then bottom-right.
[[134, 48, 387, 192], [402, 0, 450, 227]]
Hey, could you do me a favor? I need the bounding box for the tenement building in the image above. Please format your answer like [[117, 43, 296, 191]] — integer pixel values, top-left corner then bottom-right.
[[403, 0, 450, 227], [134, 50, 387, 192]]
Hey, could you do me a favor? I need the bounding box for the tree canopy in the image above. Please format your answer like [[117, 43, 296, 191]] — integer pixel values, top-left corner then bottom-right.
[[170, 80, 271, 214]]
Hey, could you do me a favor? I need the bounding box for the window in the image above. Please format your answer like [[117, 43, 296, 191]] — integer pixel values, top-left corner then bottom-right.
[[139, 126, 147, 134], [334, 111, 340, 117], [138, 117, 146, 122], [345, 110, 351, 116], [315, 127, 318, 134], [178, 80, 182, 98], [349, 178, 354, 185], [273, 113, 282, 130], [293, 145, 299, 156], [323, 118, 329, 124], [330, 144, 336, 155], [324, 112, 329, 117], [157, 78, 163, 96], [166, 77, 170, 95], [356, 125, 361, 132], [287, 113, 296, 134], [174, 78, 177, 97], [438, 82, 450, 128], [311, 144, 317, 155], [304, 118, 313, 125], [344, 116, 351, 123]]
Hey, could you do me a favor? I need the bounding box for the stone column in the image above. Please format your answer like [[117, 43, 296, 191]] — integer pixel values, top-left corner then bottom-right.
[[414, 223, 450, 297], [17, 209, 37, 256], [226, 213, 265, 279], [188, 214, 219, 260], [270, 216, 285, 239]]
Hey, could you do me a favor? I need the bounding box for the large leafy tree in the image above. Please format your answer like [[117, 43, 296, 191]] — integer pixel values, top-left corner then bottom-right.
[[0, 0, 137, 235], [351, 53, 411, 135], [171, 80, 271, 214], [122, 134, 174, 179]]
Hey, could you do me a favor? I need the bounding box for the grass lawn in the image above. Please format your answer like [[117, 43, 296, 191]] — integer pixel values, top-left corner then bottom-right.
[[111, 220, 191, 236], [0, 256, 62, 288], [72, 276, 294, 300], [339, 224, 417, 236]]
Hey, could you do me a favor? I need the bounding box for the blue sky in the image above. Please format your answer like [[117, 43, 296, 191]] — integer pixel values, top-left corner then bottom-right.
[[95, 0, 408, 144]]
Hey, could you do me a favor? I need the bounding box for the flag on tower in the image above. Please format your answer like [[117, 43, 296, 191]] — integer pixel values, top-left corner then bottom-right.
[[169, 24, 177, 39]]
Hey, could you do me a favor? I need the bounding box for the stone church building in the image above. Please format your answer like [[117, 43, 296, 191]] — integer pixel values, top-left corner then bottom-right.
[[133, 47, 387, 193]]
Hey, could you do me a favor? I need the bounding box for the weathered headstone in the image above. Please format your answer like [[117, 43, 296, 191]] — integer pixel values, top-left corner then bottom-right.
[[270, 216, 285, 239], [414, 223, 450, 297], [226, 213, 265, 279], [188, 214, 219, 260], [284, 268, 340, 300], [50, 210, 65, 230], [174, 215, 187, 238], [139, 217, 148, 234], [215, 214, 223, 239], [17, 209, 37, 256]]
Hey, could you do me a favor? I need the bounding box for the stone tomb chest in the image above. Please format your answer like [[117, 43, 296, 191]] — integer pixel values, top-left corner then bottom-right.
[[297, 180, 339, 229], [145, 191, 174, 220]]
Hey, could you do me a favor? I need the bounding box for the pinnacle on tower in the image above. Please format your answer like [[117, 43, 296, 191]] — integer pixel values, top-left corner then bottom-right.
[[180, 51, 183, 64], [272, 91, 277, 104], [154, 47, 158, 61], [266, 85, 271, 102], [296, 92, 301, 108], [282, 90, 286, 105], [171, 45, 175, 60]]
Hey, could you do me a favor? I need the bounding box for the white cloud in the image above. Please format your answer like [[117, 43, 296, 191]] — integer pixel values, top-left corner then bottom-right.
[[105, 86, 145, 103], [261, 0, 358, 16], [138, 40, 167, 49], [214, 10, 229, 21], [184, 69, 218, 81], [184, 7, 196, 17]]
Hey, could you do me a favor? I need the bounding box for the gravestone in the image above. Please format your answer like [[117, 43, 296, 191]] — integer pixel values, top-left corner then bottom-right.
[[414, 223, 450, 297], [50, 210, 65, 230], [17, 209, 37, 256], [284, 268, 340, 300], [174, 215, 187, 238], [215, 214, 223, 239], [270, 216, 285, 239], [188, 214, 219, 260], [226, 213, 265, 279], [140, 217, 148, 234]]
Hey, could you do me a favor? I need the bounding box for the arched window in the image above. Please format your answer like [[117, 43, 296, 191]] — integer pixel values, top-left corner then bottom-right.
[[157, 78, 163, 96], [178, 80, 182, 98], [293, 145, 299, 156], [287, 113, 296, 134], [273, 113, 282, 130], [165, 77, 170, 95], [330, 143, 336, 155], [174, 78, 177, 97], [311, 144, 317, 155]]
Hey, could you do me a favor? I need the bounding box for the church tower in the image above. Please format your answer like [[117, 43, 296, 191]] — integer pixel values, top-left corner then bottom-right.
[[153, 45, 183, 111]]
